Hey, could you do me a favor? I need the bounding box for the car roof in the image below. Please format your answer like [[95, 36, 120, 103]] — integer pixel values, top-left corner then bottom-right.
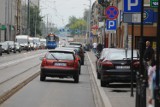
[[48, 49, 75, 54]]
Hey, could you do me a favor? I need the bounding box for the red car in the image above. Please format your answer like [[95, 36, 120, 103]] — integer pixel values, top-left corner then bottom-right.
[[96, 48, 140, 87], [40, 50, 80, 83]]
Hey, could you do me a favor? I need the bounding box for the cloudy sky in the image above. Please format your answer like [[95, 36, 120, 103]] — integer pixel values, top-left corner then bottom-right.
[[40, 0, 94, 28]]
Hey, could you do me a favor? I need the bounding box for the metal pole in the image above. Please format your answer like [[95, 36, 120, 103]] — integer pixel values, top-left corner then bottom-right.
[[27, 0, 30, 35], [139, 0, 146, 107], [131, 23, 134, 97], [35, 8, 37, 37], [89, 0, 91, 46], [0, 23, 1, 42], [155, 0, 160, 106]]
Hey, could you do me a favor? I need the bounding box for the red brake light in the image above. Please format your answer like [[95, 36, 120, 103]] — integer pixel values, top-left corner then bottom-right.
[[67, 61, 74, 67], [41, 58, 47, 67], [101, 60, 113, 67], [133, 61, 140, 68]]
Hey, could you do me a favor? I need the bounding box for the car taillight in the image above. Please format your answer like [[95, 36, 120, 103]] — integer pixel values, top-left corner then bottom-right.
[[67, 61, 74, 67], [101, 60, 113, 67], [133, 61, 140, 68], [74, 59, 79, 68], [41, 58, 47, 67]]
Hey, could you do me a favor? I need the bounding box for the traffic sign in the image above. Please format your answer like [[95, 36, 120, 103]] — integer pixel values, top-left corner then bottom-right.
[[106, 20, 117, 31], [105, 6, 119, 20], [150, 0, 158, 8], [124, 0, 142, 13]]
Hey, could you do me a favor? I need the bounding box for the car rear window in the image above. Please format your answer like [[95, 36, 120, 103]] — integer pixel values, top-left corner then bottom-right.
[[46, 52, 74, 60], [107, 50, 138, 60]]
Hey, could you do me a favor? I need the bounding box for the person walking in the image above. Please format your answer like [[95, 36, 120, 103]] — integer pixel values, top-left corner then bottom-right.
[[144, 41, 155, 66], [92, 42, 97, 53]]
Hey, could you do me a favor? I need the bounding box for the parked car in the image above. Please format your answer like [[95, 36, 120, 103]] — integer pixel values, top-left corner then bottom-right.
[[65, 45, 85, 65], [40, 49, 80, 83], [0, 42, 10, 54], [5, 41, 16, 53], [0, 44, 2, 56], [15, 42, 22, 53], [69, 42, 85, 52], [96, 48, 140, 87]]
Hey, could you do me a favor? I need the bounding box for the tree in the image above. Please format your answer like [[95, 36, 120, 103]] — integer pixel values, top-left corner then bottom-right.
[[65, 16, 87, 36], [30, 6, 42, 37]]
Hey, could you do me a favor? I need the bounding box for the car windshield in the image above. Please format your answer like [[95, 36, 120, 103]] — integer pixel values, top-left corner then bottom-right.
[[17, 39, 28, 44], [107, 50, 138, 60], [46, 52, 74, 60]]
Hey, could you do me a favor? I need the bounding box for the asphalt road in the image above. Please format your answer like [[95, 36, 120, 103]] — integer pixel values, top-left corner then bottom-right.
[[0, 51, 96, 107]]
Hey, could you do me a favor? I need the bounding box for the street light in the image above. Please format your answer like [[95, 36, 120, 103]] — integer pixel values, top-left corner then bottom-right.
[[88, 0, 92, 46]]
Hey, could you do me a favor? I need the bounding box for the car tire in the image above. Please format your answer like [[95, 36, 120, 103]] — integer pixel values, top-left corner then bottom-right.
[[7, 50, 10, 54], [40, 74, 46, 81], [0, 52, 2, 56], [79, 66, 81, 74], [74, 72, 79, 83], [97, 72, 101, 79], [101, 80, 106, 87]]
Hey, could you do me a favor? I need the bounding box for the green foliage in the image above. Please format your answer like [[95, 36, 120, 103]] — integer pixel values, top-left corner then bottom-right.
[[66, 16, 87, 36], [30, 6, 42, 36]]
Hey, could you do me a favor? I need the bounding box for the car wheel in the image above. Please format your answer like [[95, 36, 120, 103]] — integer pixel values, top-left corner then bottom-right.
[[101, 80, 106, 87], [7, 50, 10, 54], [79, 66, 81, 74], [40, 74, 46, 81], [82, 59, 84, 65], [0, 52, 2, 56], [74, 72, 79, 83], [97, 71, 101, 79]]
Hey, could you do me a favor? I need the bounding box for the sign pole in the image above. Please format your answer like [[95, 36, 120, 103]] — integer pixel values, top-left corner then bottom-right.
[[155, 0, 160, 106], [131, 23, 134, 97]]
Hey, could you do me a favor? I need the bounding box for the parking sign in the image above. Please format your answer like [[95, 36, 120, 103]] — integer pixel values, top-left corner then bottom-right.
[[124, 0, 142, 13], [106, 20, 117, 31]]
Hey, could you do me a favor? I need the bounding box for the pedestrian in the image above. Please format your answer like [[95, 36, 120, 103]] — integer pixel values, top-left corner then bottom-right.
[[147, 59, 156, 107], [92, 42, 97, 53], [144, 41, 154, 66], [96, 43, 103, 53]]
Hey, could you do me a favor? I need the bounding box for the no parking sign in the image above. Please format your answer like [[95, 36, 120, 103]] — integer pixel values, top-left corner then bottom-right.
[[105, 6, 119, 20]]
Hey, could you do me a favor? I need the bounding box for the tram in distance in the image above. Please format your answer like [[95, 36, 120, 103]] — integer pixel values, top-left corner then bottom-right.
[[46, 33, 59, 49]]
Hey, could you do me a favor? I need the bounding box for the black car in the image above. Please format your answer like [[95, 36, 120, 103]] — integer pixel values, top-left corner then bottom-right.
[[0, 44, 2, 56], [65, 45, 85, 65], [96, 48, 140, 87], [0, 42, 10, 54]]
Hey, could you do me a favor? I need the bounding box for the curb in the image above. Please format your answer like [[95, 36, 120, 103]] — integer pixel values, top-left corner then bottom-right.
[[87, 52, 112, 107]]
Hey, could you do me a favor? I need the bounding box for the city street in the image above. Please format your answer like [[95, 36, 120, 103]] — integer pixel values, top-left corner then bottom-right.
[[0, 50, 136, 107]]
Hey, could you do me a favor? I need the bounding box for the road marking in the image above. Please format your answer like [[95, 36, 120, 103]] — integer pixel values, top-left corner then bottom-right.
[[87, 52, 112, 107]]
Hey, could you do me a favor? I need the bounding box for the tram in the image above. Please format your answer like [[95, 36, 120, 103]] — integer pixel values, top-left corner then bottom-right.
[[46, 33, 59, 49]]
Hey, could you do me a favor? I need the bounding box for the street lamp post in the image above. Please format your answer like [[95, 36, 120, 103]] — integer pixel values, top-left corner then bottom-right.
[[88, 0, 91, 47]]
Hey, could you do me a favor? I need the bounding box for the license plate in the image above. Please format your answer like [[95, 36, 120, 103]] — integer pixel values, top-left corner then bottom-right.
[[116, 66, 130, 69], [54, 63, 66, 66]]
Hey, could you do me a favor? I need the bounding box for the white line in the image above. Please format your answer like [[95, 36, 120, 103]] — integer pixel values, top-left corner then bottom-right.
[[87, 52, 112, 107]]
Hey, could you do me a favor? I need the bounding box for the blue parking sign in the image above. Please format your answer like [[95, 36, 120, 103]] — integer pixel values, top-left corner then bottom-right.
[[124, 0, 142, 13], [106, 20, 116, 31]]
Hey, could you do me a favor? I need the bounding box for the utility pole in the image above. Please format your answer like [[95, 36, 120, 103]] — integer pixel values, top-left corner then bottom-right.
[[5, 0, 7, 41], [27, 0, 30, 35], [35, 8, 37, 37], [88, 0, 91, 46]]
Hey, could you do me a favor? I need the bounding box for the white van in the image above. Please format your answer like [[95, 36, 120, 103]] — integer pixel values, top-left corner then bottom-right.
[[40, 38, 46, 49], [33, 37, 40, 49], [16, 35, 29, 51]]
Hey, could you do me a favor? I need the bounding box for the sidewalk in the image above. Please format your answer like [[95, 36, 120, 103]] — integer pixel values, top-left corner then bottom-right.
[[87, 51, 136, 107]]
